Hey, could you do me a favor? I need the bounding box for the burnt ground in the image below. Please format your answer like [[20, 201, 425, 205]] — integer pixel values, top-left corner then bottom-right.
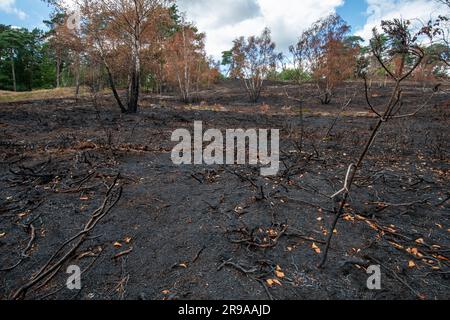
[[0, 80, 449, 300]]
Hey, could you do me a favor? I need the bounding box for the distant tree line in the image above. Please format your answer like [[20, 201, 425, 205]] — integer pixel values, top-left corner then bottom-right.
[[1, 0, 221, 112], [221, 12, 449, 104], [0, 0, 448, 110], [0, 25, 57, 91]]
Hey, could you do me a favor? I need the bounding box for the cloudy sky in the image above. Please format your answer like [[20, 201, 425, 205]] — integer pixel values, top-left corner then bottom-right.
[[0, 0, 447, 59]]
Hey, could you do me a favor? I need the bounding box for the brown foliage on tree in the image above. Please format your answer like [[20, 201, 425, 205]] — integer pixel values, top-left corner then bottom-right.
[[73, 0, 174, 113], [164, 21, 217, 103], [291, 14, 358, 104], [230, 28, 279, 103]]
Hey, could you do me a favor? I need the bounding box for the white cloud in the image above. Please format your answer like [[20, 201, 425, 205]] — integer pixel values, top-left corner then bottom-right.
[[178, 0, 345, 60], [58, 0, 345, 59], [56, 0, 449, 60], [356, 0, 448, 41], [0, 0, 28, 20]]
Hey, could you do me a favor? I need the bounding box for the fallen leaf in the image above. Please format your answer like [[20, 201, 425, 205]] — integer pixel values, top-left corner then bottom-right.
[[179, 263, 188, 268], [113, 241, 122, 248], [435, 255, 450, 262], [343, 214, 355, 222], [408, 260, 416, 268], [0, 232, 5, 238], [267, 229, 278, 238], [275, 270, 285, 279], [407, 247, 423, 258], [267, 278, 282, 287], [18, 212, 29, 218], [415, 238, 425, 245], [287, 246, 293, 252], [234, 205, 245, 214], [272, 279, 282, 286], [161, 290, 171, 295], [312, 243, 321, 254], [124, 237, 132, 244]]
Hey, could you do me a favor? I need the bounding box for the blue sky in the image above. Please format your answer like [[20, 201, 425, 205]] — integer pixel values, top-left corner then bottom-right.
[[2, 0, 368, 31], [337, 0, 368, 32], [1, 0, 369, 32], [0, 0, 446, 59], [0, 0, 52, 30]]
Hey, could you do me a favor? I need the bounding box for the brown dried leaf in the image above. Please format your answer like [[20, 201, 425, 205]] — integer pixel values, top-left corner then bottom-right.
[[312, 243, 321, 254], [267, 278, 282, 286], [275, 270, 285, 279], [415, 238, 425, 245]]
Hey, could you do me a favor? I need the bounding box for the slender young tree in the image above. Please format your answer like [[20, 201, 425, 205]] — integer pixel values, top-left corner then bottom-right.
[[164, 19, 215, 103], [319, 19, 435, 268]]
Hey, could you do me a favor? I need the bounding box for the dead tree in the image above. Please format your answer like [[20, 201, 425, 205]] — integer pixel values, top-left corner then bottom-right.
[[319, 19, 436, 268]]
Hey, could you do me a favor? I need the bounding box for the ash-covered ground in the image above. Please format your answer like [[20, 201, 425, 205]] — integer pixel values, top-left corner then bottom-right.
[[0, 80, 449, 300]]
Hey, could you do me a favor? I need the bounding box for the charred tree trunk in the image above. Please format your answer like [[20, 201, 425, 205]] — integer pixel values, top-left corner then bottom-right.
[[95, 35, 127, 113], [105, 62, 127, 113], [128, 35, 141, 114]]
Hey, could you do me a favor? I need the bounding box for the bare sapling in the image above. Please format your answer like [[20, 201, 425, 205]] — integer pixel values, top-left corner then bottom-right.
[[319, 19, 439, 268]]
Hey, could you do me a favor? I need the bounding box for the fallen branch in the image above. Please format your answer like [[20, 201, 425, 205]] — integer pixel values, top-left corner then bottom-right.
[[0, 224, 36, 272], [365, 255, 424, 300], [11, 174, 122, 300], [112, 247, 133, 260]]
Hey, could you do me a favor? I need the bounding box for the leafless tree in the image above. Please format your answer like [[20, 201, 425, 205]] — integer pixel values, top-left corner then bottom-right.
[[319, 19, 437, 268]]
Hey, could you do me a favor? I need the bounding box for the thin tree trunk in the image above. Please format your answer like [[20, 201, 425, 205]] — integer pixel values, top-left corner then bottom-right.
[[75, 55, 81, 99], [128, 36, 140, 113], [56, 55, 61, 88], [95, 35, 127, 113], [10, 49, 16, 92], [105, 62, 127, 113]]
